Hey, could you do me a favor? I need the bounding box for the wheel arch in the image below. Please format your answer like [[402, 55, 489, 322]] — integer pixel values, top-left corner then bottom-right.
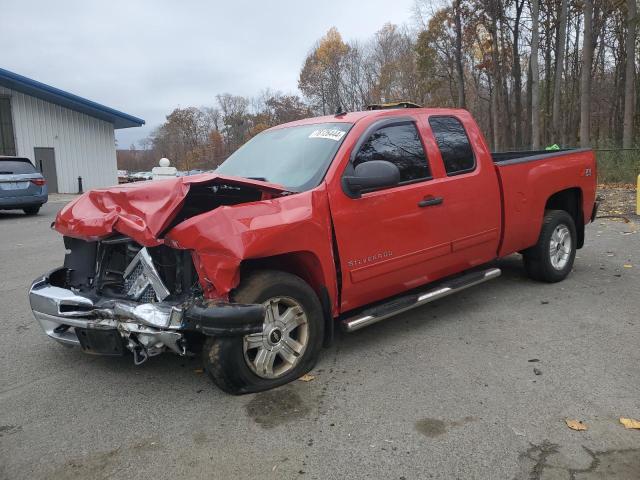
[[545, 187, 584, 248], [239, 251, 335, 347]]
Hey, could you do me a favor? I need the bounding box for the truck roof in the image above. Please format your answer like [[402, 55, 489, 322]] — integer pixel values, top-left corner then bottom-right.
[[272, 107, 471, 130]]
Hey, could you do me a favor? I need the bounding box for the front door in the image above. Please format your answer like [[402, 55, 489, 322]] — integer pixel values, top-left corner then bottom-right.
[[328, 117, 456, 312], [34, 147, 58, 193]]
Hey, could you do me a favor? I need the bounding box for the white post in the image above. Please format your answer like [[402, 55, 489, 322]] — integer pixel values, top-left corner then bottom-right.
[[152, 158, 177, 180]]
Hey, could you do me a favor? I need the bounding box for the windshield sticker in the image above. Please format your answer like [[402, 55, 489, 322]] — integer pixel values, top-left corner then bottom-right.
[[309, 129, 346, 141]]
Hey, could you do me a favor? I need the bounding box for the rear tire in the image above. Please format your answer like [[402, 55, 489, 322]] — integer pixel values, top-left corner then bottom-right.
[[523, 209, 576, 283], [202, 270, 324, 395], [23, 206, 40, 215]]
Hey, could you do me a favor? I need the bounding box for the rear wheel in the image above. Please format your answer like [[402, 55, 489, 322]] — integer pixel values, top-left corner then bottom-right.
[[523, 209, 576, 283], [23, 206, 40, 215], [202, 270, 324, 395]]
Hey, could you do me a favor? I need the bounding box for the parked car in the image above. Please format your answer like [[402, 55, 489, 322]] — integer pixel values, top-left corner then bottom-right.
[[29, 106, 597, 394], [129, 171, 153, 182], [117, 170, 129, 184], [0, 156, 48, 215]]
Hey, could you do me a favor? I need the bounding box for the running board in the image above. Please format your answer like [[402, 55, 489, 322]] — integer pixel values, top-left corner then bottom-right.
[[341, 268, 501, 332]]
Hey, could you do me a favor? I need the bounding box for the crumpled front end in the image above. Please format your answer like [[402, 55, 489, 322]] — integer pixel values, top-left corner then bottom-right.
[[54, 173, 288, 245], [29, 235, 265, 364], [32, 173, 339, 364]]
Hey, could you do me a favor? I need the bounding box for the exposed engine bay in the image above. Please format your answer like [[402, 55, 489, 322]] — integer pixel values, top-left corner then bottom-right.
[[30, 234, 265, 365]]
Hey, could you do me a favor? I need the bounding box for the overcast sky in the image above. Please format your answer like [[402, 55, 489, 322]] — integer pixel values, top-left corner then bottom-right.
[[2, 0, 416, 149]]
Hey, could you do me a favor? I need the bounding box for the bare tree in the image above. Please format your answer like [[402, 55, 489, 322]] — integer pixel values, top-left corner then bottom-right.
[[580, 0, 594, 148], [552, 0, 568, 139], [453, 0, 466, 108], [623, 0, 637, 148], [487, 0, 503, 150], [511, 0, 526, 148], [531, 0, 541, 149]]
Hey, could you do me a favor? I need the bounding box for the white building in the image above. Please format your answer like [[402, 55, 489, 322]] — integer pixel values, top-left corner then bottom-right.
[[0, 68, 144, 193]]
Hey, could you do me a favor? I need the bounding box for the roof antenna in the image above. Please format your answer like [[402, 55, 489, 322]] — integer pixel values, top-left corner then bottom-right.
[[335, 103, 347, 116]]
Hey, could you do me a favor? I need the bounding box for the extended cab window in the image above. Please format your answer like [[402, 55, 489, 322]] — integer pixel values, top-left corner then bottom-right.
[[354, 122, 430, 182], [428, 116, 475, 175]]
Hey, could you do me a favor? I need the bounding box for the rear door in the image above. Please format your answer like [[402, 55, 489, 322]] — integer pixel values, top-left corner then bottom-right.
[[34, 147, 58, 193], [417, 113, 501, 272], [328, 116, 458, 312]]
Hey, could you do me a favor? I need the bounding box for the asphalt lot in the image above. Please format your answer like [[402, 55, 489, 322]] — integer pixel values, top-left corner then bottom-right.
[[1, 200, 639, 480]]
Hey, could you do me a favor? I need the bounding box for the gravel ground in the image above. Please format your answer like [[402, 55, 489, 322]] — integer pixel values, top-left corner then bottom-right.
[[1, 202, 639, 480], [597, 184, 637, 218]]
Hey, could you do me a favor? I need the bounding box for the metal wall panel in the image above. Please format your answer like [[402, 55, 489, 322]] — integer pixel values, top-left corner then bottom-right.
[[0, 85, 118, 193]]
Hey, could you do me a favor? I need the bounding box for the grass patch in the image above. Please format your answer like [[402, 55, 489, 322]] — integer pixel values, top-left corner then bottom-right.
[[596, 149, 640, 184]]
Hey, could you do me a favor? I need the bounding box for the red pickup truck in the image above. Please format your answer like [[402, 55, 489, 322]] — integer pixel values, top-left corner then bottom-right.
[[29, 106, 598, 394]]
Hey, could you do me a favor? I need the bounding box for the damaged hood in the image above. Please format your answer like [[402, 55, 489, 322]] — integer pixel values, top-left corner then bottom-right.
[[55, 174, 288, 245]]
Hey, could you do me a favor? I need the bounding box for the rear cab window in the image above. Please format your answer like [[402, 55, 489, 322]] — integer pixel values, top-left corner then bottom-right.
[[428, 116, 475, 176], [0, 159, 37, 175], [353, 121, 431, 184]]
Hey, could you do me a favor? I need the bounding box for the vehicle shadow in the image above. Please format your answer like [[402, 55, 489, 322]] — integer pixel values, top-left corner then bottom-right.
[[0, 211, 31, 219]]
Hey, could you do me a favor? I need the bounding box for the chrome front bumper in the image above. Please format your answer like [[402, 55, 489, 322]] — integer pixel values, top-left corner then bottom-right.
[[29, 268, 265, 363], [29, 269, 186, 361]]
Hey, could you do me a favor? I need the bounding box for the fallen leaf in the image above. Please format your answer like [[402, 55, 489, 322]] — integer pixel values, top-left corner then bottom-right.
[[565, 419, 587, 431], [619, 417, 640, 429], [194, 368, 204, 374], [299, 373, 315, 382]]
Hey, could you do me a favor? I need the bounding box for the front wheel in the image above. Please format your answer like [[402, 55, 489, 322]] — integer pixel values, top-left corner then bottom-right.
[[202, 270, 324, 395], [523, 209, 577, 283]]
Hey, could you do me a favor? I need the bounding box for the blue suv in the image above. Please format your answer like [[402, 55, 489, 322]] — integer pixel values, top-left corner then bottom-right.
[[0, 156, 48, 215]]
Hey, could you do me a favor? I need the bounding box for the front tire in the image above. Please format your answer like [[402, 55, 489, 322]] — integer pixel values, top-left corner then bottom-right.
[[202, 270, 324, 395], [523, 209, 577, 283]]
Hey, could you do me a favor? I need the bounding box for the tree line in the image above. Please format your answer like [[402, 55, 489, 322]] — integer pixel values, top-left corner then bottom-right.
[[118, 91, 312, 171], [119, 0, 638, 172]]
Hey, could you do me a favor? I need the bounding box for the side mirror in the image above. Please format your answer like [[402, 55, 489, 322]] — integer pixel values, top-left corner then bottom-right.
[[343, 160, 401, 197]]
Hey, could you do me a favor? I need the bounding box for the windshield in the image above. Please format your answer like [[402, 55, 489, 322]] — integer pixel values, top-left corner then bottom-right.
[[216, 122, 352, 191]]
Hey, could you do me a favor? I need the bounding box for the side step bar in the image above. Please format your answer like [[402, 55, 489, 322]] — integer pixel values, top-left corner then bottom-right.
[[341, 268, 501, 332]]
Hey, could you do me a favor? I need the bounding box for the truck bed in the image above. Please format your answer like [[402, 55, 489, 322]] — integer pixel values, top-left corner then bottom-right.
[[492, 148, 590, 165], [492, 147, 597, 258]]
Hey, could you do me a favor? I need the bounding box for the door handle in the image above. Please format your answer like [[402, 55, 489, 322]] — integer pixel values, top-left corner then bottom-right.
[[418, 196, 443, 207]]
